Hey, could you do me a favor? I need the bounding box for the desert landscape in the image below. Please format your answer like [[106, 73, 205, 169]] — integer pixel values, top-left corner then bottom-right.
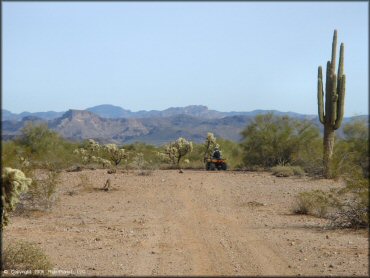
[[3, 3, 368, 277], [4, 169, 368, 276]]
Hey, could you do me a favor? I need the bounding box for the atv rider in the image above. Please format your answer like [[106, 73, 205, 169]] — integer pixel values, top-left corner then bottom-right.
[[212, 147, 222, 160]]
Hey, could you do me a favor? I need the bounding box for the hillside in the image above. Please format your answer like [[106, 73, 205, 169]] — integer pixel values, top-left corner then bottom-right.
[[2, 106, 367, 145]]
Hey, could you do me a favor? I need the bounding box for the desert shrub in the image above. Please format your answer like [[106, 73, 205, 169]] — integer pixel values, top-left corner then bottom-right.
[[19, 123, 59, 156], [291, 166, 305, 176], [271, 165, 305, 177], [3, 240, 52, 272], [1, 167, 32, 227], [329, 172, 369, 228], [129, 152, 154, 175], [123, 142, 162, 170], [241, 114, 321, 169], [293, 190, 340, 217], [294, 174, 369, 229], [291, 136, 323, 176], [15, 123, 79, 170], [271, 165, 294, 177], [330, 199, 368, 229], [24, 171, 60, 211], [314, 119, 369, 228], [1, 141, 32, 173], [330, 119, 369, 179], [217, 138, 243, 169]]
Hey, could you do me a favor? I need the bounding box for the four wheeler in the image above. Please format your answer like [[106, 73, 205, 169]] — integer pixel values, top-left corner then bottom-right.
[[205, 158, 227, 171]]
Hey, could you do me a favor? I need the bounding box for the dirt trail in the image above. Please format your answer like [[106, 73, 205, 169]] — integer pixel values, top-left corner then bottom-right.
[[4, 170, 368, 276]]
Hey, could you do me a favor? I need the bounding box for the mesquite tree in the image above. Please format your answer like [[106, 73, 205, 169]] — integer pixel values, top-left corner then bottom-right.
[[317, 30, 346, 178]]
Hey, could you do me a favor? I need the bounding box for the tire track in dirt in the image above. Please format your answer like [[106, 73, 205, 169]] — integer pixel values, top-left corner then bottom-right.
[[169, 171, 294, 275]]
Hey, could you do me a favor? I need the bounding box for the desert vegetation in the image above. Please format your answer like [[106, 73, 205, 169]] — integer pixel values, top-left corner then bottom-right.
[[1, 30, 368, 276], [2, 114, 368, 228]]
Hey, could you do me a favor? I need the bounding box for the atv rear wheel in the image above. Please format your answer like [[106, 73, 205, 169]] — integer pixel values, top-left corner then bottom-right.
[[208, 162, 216, 171]]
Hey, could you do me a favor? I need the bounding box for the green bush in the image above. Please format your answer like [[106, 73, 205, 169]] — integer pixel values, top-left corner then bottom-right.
[[241, 114, 321, 169], [2, 123, 81, 171], [3, 240, 52, 272], [124, 142, 161, 170], [331, 119, 369, 179]]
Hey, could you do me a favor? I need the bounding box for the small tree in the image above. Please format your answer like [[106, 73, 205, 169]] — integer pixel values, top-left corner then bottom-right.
[[241, 114, 320, 168], [19, 123, 59, 155], [163, 137, 193, 169]]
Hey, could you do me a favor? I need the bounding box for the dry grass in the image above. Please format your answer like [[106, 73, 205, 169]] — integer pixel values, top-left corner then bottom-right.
[[271, 165, 305, 177], [3, 240, 52, 273]]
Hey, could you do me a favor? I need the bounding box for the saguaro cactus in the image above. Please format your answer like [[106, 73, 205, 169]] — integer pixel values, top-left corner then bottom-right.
[[317, 30, 346, 178]]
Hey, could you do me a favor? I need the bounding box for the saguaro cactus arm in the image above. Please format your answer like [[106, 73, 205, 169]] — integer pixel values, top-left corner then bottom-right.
[[317, 66, 325, 124], [334, 74, 346, 130]]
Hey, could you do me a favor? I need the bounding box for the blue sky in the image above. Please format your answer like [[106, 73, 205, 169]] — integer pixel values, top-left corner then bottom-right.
[[3, 2, 368, 116]]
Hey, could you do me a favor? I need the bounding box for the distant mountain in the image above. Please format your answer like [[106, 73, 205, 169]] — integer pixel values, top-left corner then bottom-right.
[[2, 107, 367, 145], [86, 104, 132, 119], [2, 109, 65, 121], [2, 105, 319, 121], [1, 109, 253, 144], [85, 104, 225, 119]]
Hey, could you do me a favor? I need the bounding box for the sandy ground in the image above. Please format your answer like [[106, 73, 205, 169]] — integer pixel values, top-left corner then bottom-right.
[[3, 169, 369, 276]]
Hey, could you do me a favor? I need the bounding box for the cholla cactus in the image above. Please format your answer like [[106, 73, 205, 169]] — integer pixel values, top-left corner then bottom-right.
[[91, 156, 111, 168], [2, 167, 32, 227], [87, 139, 100, 153], [163, 137, 193, 168], [73, 139, 101, 164], [73, 139, 111, 168], [204, 132, 219, 161], [103, 144, 128, 166], [130, 152, 146, 170]]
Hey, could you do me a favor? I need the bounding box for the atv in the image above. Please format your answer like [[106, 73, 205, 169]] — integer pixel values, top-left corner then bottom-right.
[[205, 158, 227, 171]]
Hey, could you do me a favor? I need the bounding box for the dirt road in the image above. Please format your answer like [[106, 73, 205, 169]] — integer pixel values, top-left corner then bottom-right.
[[4, 170, 368, 276]]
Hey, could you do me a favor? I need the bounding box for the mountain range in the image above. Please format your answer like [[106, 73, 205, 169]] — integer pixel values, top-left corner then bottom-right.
[[2, 104, 317, 121], [2, 105, 366, 145]]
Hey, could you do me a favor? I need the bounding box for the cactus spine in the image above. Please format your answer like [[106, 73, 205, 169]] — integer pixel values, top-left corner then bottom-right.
[[317, 30, 346, 178]]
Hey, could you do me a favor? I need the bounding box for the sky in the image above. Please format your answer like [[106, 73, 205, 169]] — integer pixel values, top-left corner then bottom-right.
[[2, 1, 368, 116]]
